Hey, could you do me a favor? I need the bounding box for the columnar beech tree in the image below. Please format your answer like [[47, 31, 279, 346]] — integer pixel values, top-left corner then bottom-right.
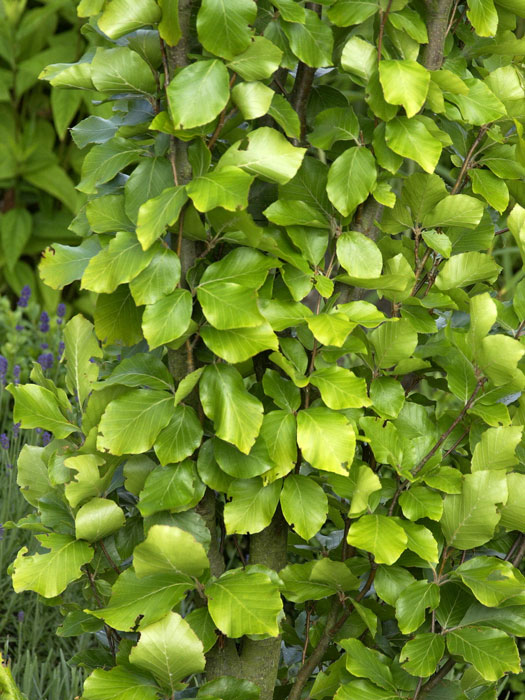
[[6, 1, 525, 699]]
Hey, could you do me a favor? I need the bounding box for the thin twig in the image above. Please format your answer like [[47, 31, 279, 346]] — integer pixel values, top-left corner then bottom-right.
[[495, 227, 509, 236], [450, 124, 490, 195], [207, 75, 237, 150], [505, 534, 522, 562], [442, 427, 470, 459], [418, 657, 456, 697], [512, 535, 525, 568], [445, 0, 461, 36], [412, 378, 486, 475], [98, 541, 121, 576], [377, 0, 394, 62], [302, 606, 312, 664]]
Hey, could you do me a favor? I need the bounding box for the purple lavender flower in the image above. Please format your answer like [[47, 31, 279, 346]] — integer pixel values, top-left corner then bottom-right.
[[57, 303, 66, 319], [15, 324, 24, 331], [17, 285, 31, 308], [37, 352, 53, 370], [41, 431, 52, 446], [12, 422, 21, 438], [40, 342, 49, 349], [6, 463, 12, 470], [36, 428, 42, 434], [0, 356, 7, 385], [0, 434, 9, 450], [13, 365, 20, 385], [58, 341, 65, 359], [39, 311, 50, 333], [17, 611, 24, 623], [0, 524, 4, 541]]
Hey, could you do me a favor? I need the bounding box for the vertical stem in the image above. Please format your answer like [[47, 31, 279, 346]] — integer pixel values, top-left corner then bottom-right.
[[422, 0, 455, 70]]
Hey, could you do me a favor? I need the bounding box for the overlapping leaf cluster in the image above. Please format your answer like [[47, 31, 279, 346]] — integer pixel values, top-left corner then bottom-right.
[[6, 0, 525, 698]]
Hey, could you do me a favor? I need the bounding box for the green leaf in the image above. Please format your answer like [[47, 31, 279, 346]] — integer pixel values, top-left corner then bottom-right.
[[136, 186, 188, 251], [227, 36, 283, 81], [264, 200, 329, 228], [500, 473, 525, 530], [125, 158, 174, 224], [138, 461, 199, 516], [224, 478, 281, 534], [400, 634, 445, 678], [130, 612, 205, 692], [199, 364, 263, 454], [24, 165, 78, 213], [327, 147, 377, 217], [198, 677, 260, 700], [471, 425, 522, 472], [187, 166, 253, 212], [307, 312, 354, 347], [186, 608, 218, 653], [85, 194, 132, 232], [446, 627, 520, 681], [470, 169, 509, 213], [263, 369, 301, 412], [282, 8, 334, 68], [96, 353, 173, 392], [342, 638, 395, 690], [167, 59, 230, 130], [231, 81, 273, 120], [174, 368, 205, 405], [395, 580, 440, 634], [64, 454, 108, 509], [369, 320, 418, 368], [441, 470, 506, 550], [219, 127, 306, 184], [268, 93, 301, 139], [297, 407, 356, 475], [453, 556, 525, 607], [91, 47, 156, 95], [154, 405, 203, 465], [421, 230, 452, 258], [98, 0, 161, 39], [78, 138, 143, 194], [97, 389, 173, 455], [7, 384, 77, 438], [309, 106, 360, 150], [1, 208, 32, 270], [421, 194, 484, 229], [133, 524, 209, 578], [369, 377, 405, 419], [337, 230, 383, 279], [328, 0, 378, 26], [280, 560, 358, 603], [82, 232, 154, 294], [12, 534, 93, 598], [334, 680, 403, 699], [379, 60, 430, 118], [196, 0, 256, 60], [39, 237, 101, 290], [280, 474, 328, 541], [16, 446, 52, 508], [129, 246, 181, 305], [142, 289, 192, 349], [202, 323, 278, 363], [197, 282, 264, 330], [310, 366, 371, 410], [385, 117, 442, 173], [62, 315, 101, 408], [158, 0, 181, 45], [82, 666, 160, 700], [374, 565, 416, 606], [206, 569, 282, 637], [74, 496, 125, 544], [447, 78, 506, 125], [397, 519, 439, 563], [88, 568, 192, 632], [398, 486, 443, 521], [435, 252, 501, 290], [341, 36, 377, 81], [347, 514, 407, 565], [347, 464, 382, 517]]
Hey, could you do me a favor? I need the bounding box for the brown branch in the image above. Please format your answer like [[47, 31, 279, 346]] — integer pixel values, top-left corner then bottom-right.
[[302, 605, 312, 664], [412, 378, 486, 475], [442, 427, 469, 459], [422, 0, 455, 70], [290, 2, 321, 143], [495, 227, 509, 236], [418, 657, 456, 697], [450, 124, 490, 195], [512, 535, 525, 568], [287, 565, 377, 700], [377, 0, 394, 62], [98, 541, 121, 576]]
